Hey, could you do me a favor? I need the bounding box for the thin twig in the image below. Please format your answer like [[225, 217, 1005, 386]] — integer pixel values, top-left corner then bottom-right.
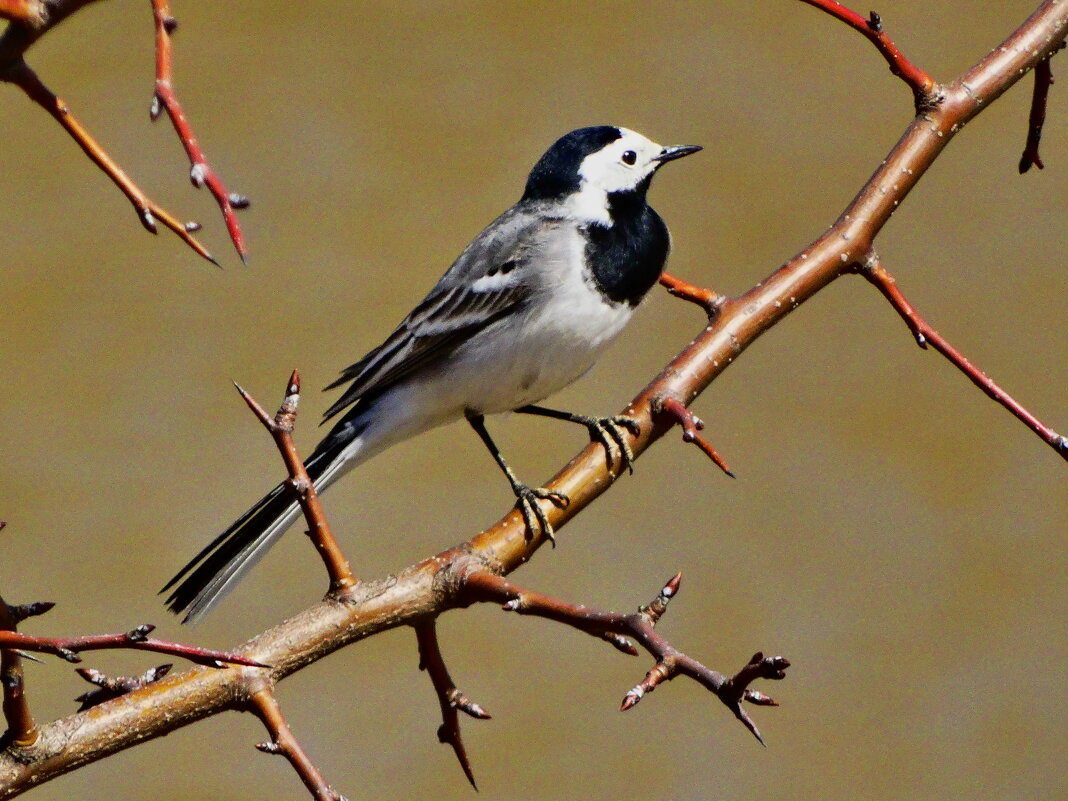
[[1019, 49, 1061, 172], [1, 59, 217, 264], [857, 254, 1068, 461], [150, 0, 248, 261], [660, 272, 724, 316], [0, 594, 36, 748], [74, 664, 172, 711], [655, 397, 735, 477], [0, 625, 268, 667], [0, 0, 41, 24], [796, 1, 937, 106], [249, 687, 344, 801], [459, 570, 788, 745], [234, 371, 357, 594], [414, 620, 490, 790]]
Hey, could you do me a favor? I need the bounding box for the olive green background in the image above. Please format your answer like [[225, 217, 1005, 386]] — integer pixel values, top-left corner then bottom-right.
[[1, 2, 1065, 799]]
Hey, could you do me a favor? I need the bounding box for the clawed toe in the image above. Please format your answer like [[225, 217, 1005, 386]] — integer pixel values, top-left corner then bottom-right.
[[514, 485, 570, 545], [585, 415, 640, 474]]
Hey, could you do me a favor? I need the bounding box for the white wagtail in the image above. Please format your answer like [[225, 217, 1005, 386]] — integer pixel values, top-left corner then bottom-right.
[[162, 126, 701, 623]]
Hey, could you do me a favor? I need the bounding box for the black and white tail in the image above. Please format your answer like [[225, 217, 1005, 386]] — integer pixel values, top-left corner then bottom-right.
[[161, 428, 360, 624]]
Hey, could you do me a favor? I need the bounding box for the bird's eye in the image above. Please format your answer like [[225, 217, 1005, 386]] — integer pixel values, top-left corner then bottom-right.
[[621, 150, 637, 166]]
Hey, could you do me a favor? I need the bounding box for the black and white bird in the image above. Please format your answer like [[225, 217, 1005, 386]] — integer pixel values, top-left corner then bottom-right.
[[162, 125, 701, 623]]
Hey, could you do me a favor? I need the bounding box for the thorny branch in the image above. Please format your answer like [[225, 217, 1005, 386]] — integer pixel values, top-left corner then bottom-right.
[[855, 255, 1068, 457], [249, 687, 344, 801], [0, 0, 245, 264], [235, 371, 357, 594], [460, 571, 788, 745], [797, 1, 937, 105], [414, 620, 490, 790], [2, 2, 1067, 799], [74, 665, 172, 711], [1019, 45, 1063, 173], [0, 587, 36, 749], [0, 625, 268, 668], [150, 0, 248, 261]]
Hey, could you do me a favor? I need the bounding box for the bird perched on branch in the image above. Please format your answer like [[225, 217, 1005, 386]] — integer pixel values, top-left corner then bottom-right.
[[163, 125, 701, 623]]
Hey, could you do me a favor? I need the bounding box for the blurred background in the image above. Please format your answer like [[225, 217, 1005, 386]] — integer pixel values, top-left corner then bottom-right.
[[1, 2, 1065, 799]]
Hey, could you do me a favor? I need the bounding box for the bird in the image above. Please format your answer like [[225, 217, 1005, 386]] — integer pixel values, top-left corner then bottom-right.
[[162, 125, 701, 623]]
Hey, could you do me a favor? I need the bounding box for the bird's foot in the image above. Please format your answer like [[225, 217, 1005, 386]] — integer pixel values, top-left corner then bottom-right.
[[580, 414, 641, 474], [513, 484, 570, 545]]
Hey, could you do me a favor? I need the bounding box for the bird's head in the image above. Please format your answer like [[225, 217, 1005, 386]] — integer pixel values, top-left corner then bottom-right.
[[522, 126, 701, 222]]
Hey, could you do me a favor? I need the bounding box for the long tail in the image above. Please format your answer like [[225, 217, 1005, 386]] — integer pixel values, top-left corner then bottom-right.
[[161, 423, 363, 624]]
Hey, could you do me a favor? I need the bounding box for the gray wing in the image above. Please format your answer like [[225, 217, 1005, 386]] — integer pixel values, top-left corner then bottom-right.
[[322, 203, 556, 421]]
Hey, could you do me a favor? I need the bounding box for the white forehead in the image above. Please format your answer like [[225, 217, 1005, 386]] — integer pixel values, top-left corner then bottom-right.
[[576, 128, 664, 194]]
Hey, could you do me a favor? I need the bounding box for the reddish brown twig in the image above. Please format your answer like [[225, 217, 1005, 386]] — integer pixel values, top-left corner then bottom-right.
[[150, 0, 248, 262], [0, 624, 268, 668], [660, 272, 725, 316], [415, 620, 490, 790], [0, 59, 217, 264], [857, 255, 1068, 461], [460, 570, 787, 745], [235, 372, 357, 594], [797, 1, 937, 106], [249, 687, 343, 801], [74, 664, 172, 711], [1019, 49, 1061, 173], [0, 0, 41, 23], [0, 592, 36, 748], [655, 397, 735, 477]]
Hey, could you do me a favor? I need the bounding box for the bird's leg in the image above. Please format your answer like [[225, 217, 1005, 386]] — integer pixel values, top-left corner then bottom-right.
[[466, 413, 569, 544], [515, 405, 641, 474]]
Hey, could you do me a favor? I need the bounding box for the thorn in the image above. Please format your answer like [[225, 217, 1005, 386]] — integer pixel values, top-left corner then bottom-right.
[[14, 651, 44, 664]]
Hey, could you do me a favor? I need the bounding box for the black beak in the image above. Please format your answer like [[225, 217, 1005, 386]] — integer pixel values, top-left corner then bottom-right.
[[652, 144, 702, 164]]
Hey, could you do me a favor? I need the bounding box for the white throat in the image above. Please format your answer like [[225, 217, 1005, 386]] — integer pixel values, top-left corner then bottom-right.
[[566, 183, 613, 226]]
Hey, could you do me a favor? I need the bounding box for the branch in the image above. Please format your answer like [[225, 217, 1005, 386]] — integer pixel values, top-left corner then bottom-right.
[[249, 687, 344, 801], [235, 372, 357, 593], [659, 271, 724, 316], [856, 254, 1068, 460], [797, 1, 937, 105], [1, 59, 217, 263], [150, 0, 249, 261], [0, 0, 247, 264], [0, 590, 36, 749], [1019, 46, 1063, 172], [0, 625, 268, 668], [414, 620, 490, 790], [74, 665, 172, 711], [0, 1, 42, 24], [2, 4, 1066, 796], [655, 396, 735, 477], [460, 571, 788, 745]]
